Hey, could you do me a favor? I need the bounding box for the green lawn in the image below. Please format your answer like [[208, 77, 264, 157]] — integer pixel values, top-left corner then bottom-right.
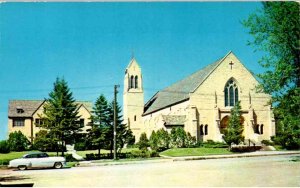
[[160, 148, 233, 157], [0, 148, 140, 165]]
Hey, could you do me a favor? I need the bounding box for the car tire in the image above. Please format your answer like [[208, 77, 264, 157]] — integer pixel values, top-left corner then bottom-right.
[[18, 165, 27, 171], [54, 162, 63, 169]]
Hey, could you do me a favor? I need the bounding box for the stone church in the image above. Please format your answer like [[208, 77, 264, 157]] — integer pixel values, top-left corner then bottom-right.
[[123, 51, 275, 143]]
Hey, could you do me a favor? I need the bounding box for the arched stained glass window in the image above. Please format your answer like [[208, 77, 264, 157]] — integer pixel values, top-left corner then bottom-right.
[[224, 79, 239, 107], [235, 88, 239, 103]]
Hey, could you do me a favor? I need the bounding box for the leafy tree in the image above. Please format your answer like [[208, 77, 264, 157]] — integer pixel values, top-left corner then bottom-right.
[[156, 128, 170, 151], [0, 140, 10, 153], [170, 127, 187, 148], [137, 132, 149, 151], [87, 94, 110, 157], [33, 130, 56, 152], [42, 77, 81, 156], [223, 102, 244, 147], [243, 2, 300, 149], [7, 131, 30, 151]]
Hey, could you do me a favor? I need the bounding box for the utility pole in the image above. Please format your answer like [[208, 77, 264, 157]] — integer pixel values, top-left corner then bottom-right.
[[113, 85, 119, 160]]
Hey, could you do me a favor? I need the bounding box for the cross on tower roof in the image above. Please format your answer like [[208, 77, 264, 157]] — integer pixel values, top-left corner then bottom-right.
[[229, 61, 234, 70]]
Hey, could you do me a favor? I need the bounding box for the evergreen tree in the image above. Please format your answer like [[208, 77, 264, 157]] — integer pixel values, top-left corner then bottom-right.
[[87, 94, 110, 157], [170, 127, 187, 148], [42, 77, 81, 156], [137, 132, 149, 151], [156, 128, 170, 151], [149, 130, 159, 151], [106, 100, 135, 155], [223, 102, 244, 147], [243, 2, 300, 149]]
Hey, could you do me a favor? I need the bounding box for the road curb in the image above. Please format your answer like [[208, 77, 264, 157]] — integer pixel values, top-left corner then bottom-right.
[[172, 151, 300, 161], [78, 151, 300, 167]]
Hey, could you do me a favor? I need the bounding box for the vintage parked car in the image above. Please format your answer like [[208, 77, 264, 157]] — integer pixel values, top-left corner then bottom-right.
[[8, 152, 66, 170]]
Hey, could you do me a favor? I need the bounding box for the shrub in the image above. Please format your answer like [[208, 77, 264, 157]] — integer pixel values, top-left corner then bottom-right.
[[230, 146, 262, 152], [128, 150, 159, 158], [74, 142, 86, 151], [261, 140, 274, 146], [65, 154, 77, 162], [137, 132, 149, 151], [150, 150, 159, 157], [8, 131, 30, 151], [0, 140, 10, 153], [203, 140, 228, 148]]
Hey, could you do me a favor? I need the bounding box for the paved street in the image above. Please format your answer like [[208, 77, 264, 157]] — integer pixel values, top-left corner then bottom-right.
[[1, 154, 300, 187]]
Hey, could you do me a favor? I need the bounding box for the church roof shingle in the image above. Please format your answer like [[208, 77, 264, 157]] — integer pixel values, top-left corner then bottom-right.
[[143, 52, 231, 115]]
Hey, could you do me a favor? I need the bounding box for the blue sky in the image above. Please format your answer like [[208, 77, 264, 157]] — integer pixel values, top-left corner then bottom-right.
[[0, 2, 264, 140]]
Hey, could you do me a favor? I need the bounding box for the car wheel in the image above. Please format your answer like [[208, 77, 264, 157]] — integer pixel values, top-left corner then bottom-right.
[[18, 165, 27, 171], [54, 162, 63, 169]]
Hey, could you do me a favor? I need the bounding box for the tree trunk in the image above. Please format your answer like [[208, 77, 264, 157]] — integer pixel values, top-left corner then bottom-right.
[[98, 145, 101, 159], [61, 135, 65, 157], [56, 143, 59, 157]]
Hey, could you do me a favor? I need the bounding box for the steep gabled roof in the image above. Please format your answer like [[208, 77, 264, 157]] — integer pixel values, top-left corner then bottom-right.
[[8, 100, 93, 118], [8, 100, 45, 118], [143, 51, 232, 115]]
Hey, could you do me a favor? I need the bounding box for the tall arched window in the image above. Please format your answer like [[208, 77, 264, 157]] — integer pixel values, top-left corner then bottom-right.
[[224, 79, 239, 106], [200, 124, 204, 136], [260, 124, 264, 134], [135, 76, 138, 88], [204, 124, 208, 135], [130, 75, 134, 89]]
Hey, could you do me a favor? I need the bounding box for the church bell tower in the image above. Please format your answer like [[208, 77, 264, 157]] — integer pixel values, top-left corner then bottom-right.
[[123, 57, 144, 140]]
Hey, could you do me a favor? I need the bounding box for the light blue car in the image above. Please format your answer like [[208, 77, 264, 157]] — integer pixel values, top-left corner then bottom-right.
[[8, 152, 66, 170]]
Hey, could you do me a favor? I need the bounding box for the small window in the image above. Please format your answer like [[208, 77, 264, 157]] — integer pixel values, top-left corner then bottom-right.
[[13, 118, 25, 127], [35, 118, 44, 127], [200, 124, 204, 136], [135, 76, 138, 88], [254, 124, 259, 134], [130, 75, 134, 89], [260, 124, 264, 135], [204, 124, 208, 135], [16, 108, 24, 114], [79, 119, 84, 127], [134, 115, 136, 121]]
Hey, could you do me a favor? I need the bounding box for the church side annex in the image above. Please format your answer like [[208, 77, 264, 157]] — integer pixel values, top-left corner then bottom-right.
[[123, 51, 275, 143]]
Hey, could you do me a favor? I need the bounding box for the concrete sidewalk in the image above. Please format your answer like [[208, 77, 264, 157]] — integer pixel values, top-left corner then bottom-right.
[[77, 150, 300, 167]]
